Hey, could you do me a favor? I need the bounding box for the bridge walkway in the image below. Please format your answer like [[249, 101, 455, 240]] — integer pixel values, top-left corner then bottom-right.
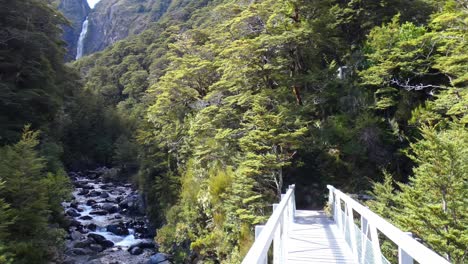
[[242, 185, 450, 264], [286, 210, 355, 263]]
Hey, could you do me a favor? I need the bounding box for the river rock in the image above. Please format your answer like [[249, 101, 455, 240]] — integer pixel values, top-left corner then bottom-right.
[[70, 230, 85, 240], [147, 253, 170, 264], [129, 246, 143, 255], [66, 208, 80, 217], [70, 201, 79, 209], [89, 243, 104, 252], [66, 218, 82, 228], [87, 223, 97, 231], [119, 193, 145, 215], [71, 248, 91, 255], [74, 237, 94, 248], [100, 192, 110, 198], [78, 189, 89, 195], [80, 215, 93, 220], [88, 190, 102, 197], [86, 199, 97, 206], [106, 223, 129, 236], [129, 240, 155, 251], [101, 203, 119, 214], [88, 233, 114, 248], [90, 210, 108, 215]]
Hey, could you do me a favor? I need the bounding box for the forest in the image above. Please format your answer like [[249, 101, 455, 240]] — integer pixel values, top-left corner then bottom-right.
[[0, 0, 466, 263]]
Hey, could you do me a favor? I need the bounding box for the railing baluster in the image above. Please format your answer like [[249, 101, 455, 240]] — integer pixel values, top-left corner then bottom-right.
[[347, 203, 358, 262], [255, 225, 267, 264], [326, 185, 449, 264], [361, 216, 369, 264], [399, 232, 414, 264]]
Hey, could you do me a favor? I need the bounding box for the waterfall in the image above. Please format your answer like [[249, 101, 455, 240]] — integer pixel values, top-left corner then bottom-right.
[[76, 17, 89, 60]]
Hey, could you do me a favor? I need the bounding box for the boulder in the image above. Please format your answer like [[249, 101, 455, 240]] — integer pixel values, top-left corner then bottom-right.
[[79, 215, 93, 220], [100, 239, 114, 248], [89, 243, 104, 252], [71, 248, 91, 255], [66, 208, 80, 217], [147, 253, 171, 264], [78, 189, 89, 195], [88, 233, 106, 243], [87, 223, 97, 231], [106, 223, 129, 236], [129, 240, 155, 251], [70, 230, 85, 240], [119, 193, 145, 215], [100, 192, 110, 198], [88, 233, 114, 248], [90, 210, 108, 216], [70, 201, 79, 209], [101, 203, 119, 214], [66, 218, 82, 228], [88, 190, 102, 197], [105, 197, 117, 203], [86, 199, 97, 206], [129, 246, 143, 255], [74, 237, 94, 248]]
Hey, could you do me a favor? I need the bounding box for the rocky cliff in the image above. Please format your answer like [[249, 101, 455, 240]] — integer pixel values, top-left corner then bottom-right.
[[57, 0, 90, 61], [83, 0, 171, 56]]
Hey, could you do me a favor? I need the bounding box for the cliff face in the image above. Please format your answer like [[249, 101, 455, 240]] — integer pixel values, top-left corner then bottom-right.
[[58, 0, 90, 61], [83, 0, 171, 56]]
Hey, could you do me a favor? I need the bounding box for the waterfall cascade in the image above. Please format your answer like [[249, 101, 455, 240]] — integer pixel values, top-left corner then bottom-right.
[[76, 17, 89, 60]]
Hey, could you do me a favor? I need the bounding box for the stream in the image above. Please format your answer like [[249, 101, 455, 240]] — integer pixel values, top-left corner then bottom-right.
[[61, 168, 170, 264]]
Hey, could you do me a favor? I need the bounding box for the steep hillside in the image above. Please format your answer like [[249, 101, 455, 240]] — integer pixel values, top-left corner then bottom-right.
[[83, 0, 172, 56]]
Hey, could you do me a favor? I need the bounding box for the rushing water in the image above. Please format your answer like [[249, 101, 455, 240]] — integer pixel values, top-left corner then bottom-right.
[[76, 17, 89, 60], [61, 169, 165, 263]]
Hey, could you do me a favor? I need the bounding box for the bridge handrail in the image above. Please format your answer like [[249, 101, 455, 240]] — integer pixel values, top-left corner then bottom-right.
[[327, 185, 450, 264], [242, 185, 295, 264]]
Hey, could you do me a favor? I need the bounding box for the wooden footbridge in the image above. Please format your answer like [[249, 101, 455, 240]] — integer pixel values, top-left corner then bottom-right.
[[242, 185, 450, 264]]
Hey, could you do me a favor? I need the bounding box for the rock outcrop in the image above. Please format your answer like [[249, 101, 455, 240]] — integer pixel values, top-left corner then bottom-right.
[[57, 0, 90, 61], [83, 0, 171, 56]]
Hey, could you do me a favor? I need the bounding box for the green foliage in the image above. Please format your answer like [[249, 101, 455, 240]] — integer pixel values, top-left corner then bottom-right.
[[71, 0, 466, 262], [0, 0, 73, 143], [398, 125, 467, 262], [0, 128, 69, 263]]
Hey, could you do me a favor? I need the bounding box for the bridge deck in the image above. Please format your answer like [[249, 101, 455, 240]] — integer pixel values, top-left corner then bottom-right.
[[286, 210, 356, 264]]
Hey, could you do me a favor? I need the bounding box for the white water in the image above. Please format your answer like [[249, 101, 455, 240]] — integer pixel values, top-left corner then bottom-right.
[[91, 228, 146, 248], [87, 0, 101, 9], [76, 17, 89, 60]]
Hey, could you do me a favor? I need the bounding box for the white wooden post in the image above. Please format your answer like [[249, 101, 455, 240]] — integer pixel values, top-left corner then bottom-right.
[[399, 232, 414, 264], [347, 204, 358, 262], [255, 225, 267, 264], [272, 203, 280, 264], [281, 194, 288, 262], [361, 216, 369, 263]]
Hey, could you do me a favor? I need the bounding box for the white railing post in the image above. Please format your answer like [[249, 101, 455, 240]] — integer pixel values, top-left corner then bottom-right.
[[255, 225, 267, 264], [281, 193, 288, 263], [272, 203, 280, 264], [399, 232, 414, 264], [361, 216, 369, 264], [347, 203, 358, 262], [289, 184, 296, 219]]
